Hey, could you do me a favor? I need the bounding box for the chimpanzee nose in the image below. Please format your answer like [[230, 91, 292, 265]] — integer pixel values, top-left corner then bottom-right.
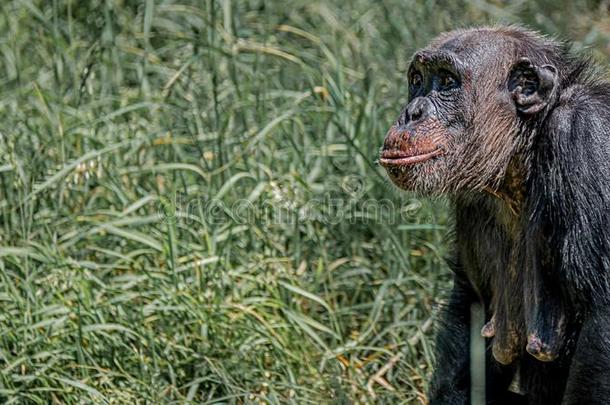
[[405, 97, 432, 123]]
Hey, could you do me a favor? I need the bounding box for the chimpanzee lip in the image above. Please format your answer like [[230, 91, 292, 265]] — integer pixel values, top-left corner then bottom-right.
[[379, 148, 444, 167]]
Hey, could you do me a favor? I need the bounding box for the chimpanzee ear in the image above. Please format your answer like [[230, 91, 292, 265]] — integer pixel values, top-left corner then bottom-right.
[[508, 57, 558, 115]]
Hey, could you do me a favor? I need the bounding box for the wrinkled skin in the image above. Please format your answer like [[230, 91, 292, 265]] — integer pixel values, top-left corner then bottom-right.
[[380, 26, 610, 404]]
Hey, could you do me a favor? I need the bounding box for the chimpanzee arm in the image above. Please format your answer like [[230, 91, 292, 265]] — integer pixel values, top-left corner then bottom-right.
[[428, 271, 473, 405], [528, 85, 610, 400], [523, 97, 586, 361], [530, 84, 610, 303]]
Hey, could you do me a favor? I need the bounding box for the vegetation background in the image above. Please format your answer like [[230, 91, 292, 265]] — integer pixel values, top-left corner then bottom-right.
[[1, 0, 609, 403]]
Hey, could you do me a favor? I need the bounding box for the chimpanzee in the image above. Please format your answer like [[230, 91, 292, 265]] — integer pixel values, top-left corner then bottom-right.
[[379, 26, 610, 404]]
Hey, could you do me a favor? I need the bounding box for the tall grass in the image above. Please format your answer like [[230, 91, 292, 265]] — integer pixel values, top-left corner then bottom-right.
[[0, 1, 608, 403]]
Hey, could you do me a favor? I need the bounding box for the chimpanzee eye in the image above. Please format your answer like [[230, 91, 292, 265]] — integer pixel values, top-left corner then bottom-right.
[[410, 71, 423, 88], [438, 70, 459, 90]]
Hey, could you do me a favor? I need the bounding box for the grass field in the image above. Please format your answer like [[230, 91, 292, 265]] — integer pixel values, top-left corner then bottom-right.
[[1, 1, 609, 403]]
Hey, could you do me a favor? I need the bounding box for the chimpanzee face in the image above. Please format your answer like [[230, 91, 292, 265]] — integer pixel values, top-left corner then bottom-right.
[[379, 49, 470, 193], [379, 30, 558, 194]]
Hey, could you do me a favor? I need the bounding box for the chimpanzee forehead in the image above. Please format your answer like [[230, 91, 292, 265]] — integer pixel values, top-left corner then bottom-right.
[[436, 31, 504, 53], [421, 30, 519, 72], [448, 35, 511, 57]]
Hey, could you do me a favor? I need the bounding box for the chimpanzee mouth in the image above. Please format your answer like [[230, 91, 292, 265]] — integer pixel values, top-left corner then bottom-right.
[[379, 148, 444, 167]]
